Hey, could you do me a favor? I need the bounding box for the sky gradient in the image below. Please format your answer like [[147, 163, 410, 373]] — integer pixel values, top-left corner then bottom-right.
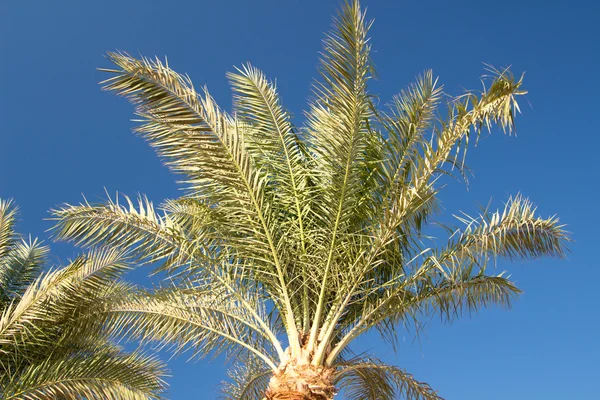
[[1, 0, 599, 398]]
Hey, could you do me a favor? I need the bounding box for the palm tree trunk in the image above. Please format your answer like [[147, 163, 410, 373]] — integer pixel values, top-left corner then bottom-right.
[[265, 362, 336, 400]]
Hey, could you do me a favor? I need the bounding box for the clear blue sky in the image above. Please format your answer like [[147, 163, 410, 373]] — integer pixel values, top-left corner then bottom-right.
[[1, 0, 598, 398]]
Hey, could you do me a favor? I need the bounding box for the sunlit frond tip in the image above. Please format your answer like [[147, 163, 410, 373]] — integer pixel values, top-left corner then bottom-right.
[[453, 194, 570, 261]]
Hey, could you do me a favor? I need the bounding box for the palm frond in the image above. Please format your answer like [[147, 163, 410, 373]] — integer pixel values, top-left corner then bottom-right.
[[334, 357, 442, 400], [378, 70, 443, 195], [101, 51, 238, 198], [102, 284, 279, 370], [0, 247, 130, 352], [221, 355, 272, 400], [328, 271, 520, 364], [422, 67, 525, 183], [1, 345, 166, 400], [228, 64, 308, 231], [306, 0, 375, 351], [448, 194, 569, 261], [51, 194, 212, 271], [0, 199, 18, 259], [0, 238, 48, 304]]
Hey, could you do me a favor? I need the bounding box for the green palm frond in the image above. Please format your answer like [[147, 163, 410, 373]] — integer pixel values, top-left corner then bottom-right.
[[228, 64, 308, 222], [0, 238, 48, 304], [2, 345, 166, 400], [1, 200, 167, 399], [100, 51, 265, 218], [102, 283, 279, 370], [328, 270, 520, 365], [0, 199, 19, 258], [334, 357, 442, 400], [305, 0, 375, 351], [100, 51, 238, 197], [0, 247, 129, 354], [51, 194, 212, 271], [227, 64, 318, 331], [0, 199, 50, 305], [447, 194, 568, 261], [378, 70, 443, 193], [425, 67, 525, 181]]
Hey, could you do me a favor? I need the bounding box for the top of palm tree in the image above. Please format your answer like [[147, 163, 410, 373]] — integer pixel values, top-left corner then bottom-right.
[[51, 1, 569, 398], [0, 198, 166, 399]]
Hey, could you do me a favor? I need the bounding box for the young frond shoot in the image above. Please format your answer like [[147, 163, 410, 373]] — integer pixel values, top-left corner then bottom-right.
[[52, 1, 568, 399]]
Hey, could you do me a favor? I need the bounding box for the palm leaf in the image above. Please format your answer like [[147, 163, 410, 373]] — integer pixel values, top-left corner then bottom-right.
[[1, 345, 166, 400], [101, 283, 279, 370], [51, 194, 212, 271], [306, 0, 375, 352], [0, 199, 18, 259], [0, 238, 48, 304], [221, 355, 272, 400], [0, 248, 130, 351], [335, 357, 442, 400]]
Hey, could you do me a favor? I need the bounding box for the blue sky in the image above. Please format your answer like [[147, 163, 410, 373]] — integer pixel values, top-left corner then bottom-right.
[[1, 0, 599, 398]]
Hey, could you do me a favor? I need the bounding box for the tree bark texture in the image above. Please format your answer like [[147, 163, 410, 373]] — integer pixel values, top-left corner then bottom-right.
[[265, 361, 336, 400]]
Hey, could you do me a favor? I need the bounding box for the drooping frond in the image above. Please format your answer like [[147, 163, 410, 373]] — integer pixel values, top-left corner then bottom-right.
[[1, 346, 166, 400], [101, 52, 240, 198], [339, 195, 566, 339], [100, 51, 270, 231], [328, 270, 520, 364], [327, 195, 566, 362], [334, 357, 442, 400], [102, 283, 279, 370], [52, 195, 287, 358], [0, 247, 130, 352], [221, 355, 273, 400]]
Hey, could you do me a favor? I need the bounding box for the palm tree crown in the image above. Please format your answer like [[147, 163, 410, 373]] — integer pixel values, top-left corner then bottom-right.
[[0, 199, 166, 399], [52, 1, 568, 398]]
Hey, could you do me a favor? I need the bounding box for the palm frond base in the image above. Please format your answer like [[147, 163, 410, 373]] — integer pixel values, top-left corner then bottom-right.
[[265, 361, 336, 400]]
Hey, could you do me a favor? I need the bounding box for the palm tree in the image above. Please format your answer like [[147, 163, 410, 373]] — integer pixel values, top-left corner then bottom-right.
[[52, 1, 569, 398], [0, 199, 166, 399]]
